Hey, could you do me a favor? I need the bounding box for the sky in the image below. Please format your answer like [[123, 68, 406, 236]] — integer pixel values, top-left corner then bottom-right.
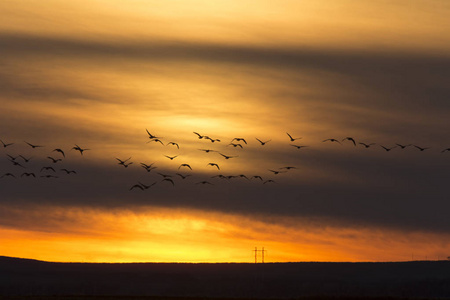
[[0, 0, 449, 263]]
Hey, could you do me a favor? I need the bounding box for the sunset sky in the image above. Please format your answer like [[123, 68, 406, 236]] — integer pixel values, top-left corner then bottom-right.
[[1, 0, 449, 263]]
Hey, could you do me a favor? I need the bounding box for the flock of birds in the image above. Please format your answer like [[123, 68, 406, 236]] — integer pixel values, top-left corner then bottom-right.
[[0, 140, 88, 179], [115, 130, 450, 191], [1, 131, 449, 192]]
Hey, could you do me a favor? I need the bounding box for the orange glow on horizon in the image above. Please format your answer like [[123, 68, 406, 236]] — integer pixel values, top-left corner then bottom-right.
[[1, 206, 448, 263]]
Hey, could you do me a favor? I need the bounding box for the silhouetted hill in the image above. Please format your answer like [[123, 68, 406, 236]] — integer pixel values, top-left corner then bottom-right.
[[1, 256, 449, 298]]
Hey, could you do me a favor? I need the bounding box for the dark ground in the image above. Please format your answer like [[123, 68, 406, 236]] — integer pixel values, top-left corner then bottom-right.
[[1, 256, 449, 299]]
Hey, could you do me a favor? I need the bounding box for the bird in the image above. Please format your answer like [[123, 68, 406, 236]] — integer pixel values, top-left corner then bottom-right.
[[219, 153, 238, 159], [157, 173, 172, 178], [176, 173, 191, 179], [359, 142, 375, 148], [280, 166, 297, 170], [342, 137, 356, 146], [129, 184, 144, 190], [323, 139, 341, 144], [442, 148, 450, 153], [207, 163, 220, 170], [268, 169, 286, 175], [6, 154, 19, 161], [193, 132, 204, 139], [41, 166, 56, 172], [178, 164, 192, 170], [72, 144, 89, 155], [291, 145, 308, 149], [413, 145, 429, 151], [41, 175, 58, 178], [25, 141, 44, 148], [19, 155, 32, 162], [205, 137, 221, 143], [116, 157, 131, 165], [52, 148, 65, 157], [238, 174, 249, 180], [380, 145, 397, 152], [139, 182, 157, 189], [286, 132, 302, 142], [251, 175, 263, 181], [167, 142, 179, 149], [164, 155, 178, 160], [198, 149, 217, 153], [147, 139, 164, 145], [9, 159, 25, 168], [21, 172, 36, 177], [60, 169, 77, 174], [196, 181, 213, 185], [142, 165, 157, 172], [211, 174, 227, 179], [396, 144, 411, 149], [146, 129, 160, 139], [162, 178, 175, 186], [263, 180, 276, 184], [122, 162, 133, 168], [47, 156, 62, 163], [228, 143, 243, 148], [256, 138, 271, 145], [231, 138, 247, 144], [0, 139, 13, 148], [1, 173, 16, 178]]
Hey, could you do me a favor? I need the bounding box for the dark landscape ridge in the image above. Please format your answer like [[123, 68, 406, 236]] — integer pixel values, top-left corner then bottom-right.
[[1, 256, 449, 299]]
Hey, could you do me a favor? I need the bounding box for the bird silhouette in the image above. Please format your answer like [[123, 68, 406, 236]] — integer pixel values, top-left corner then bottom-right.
[[256, 138, 271, 145], [442, 148, 450, 153], [142, 165, 157, 172], [178, 164, 192, 170], [162, 178, 175, 186], [147, 139, 164, 145], [342, 137, 356, 146], [6, 154, 19, 161], [41, 175, 58, 178], [139, 181, 157, 189], [263, 180, 276, 184], [176, 173, 191, 179], [413, 145, 429, 151], [164, 155, 178, 160], [52, 148, 65, 157], [251, 175, 263, 181], [9, 159, 25, 168], [359, 142, 375, 148], [231, 138, 247, 144], [146, 129, 160, 139], [167, 142, 179, 149], [207, 163, 220, 170], [47, 156, 62, 163], [396, 144, 411, 149], [158, 173, 172, 178], [380, 145, 397, 152], [211, 174, 227, 179], [60, 169, 77, 174], [228, 143, 243, 148], [286, 132, 302, 142], [72, 144, 89, 155], [19, 155, 32, 162], [41, 166, 56, 172], [205, 136, 220, 143], [193, 132, 204, 139], [129, 184, 145, 191], [268, 169, 286, 175], [280, 166, 297, 170], [219, 153, 238, 159], [196, 181, 213, 185], [25, 141, 44, 148], [291, 145, 308, 149], [1, 173, 16, 178], [323, 139, 341, 144], [21, 172, 36, 177], [0, 139, 13, 148], [116, 157, 132, 167], [198, 149, 217, 153], [238, 174, 249, 180]]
